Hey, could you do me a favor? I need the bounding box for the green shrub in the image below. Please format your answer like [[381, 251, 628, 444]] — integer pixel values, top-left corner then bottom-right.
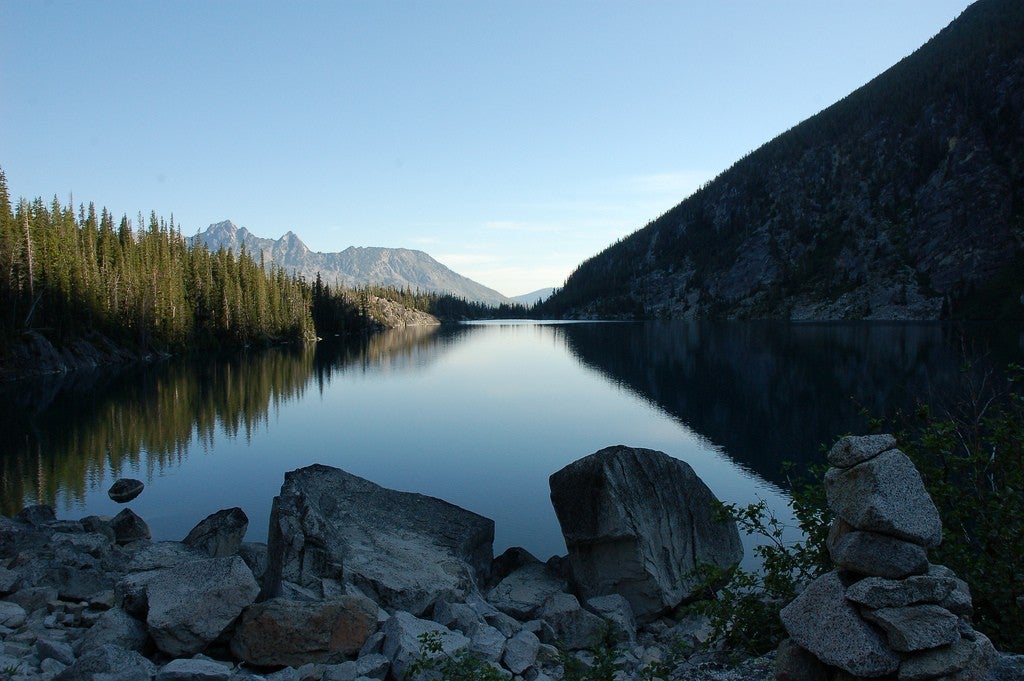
[[692, 362, 1024, 655], [559, 623, 623, 681], [687, 465, 832, 657], [404, 631, 506, 681], [880, 363, 1024, 651]]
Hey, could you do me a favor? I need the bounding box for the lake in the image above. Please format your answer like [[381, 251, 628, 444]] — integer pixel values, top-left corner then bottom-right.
[[1, 320, 1020, 567]]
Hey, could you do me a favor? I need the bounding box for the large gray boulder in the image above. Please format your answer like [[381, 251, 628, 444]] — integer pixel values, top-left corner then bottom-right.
[[264, 464, 494, 615], [549, 446, 742, 620], [230, 596, 378, 666]]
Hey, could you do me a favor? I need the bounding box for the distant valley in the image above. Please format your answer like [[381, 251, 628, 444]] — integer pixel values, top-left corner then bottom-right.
[[194, 221, 515, 307], [511, 288, 555, 306]]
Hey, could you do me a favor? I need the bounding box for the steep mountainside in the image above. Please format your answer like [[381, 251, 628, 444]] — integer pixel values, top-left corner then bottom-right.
[[541, 0, 1024, 321], [194, 221, 513, 306]]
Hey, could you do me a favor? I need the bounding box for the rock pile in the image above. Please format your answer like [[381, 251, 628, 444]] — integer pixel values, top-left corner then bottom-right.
[[0, 449, 750, 681], [778, 434, 995, 680]]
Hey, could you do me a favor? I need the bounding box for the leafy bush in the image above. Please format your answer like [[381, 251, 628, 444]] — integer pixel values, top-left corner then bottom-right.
[[880, 363, 1024, 651], [687, 464, 832, 656], [691, 362, 1024, 656], [404, 631, 506, 681], [559, 624, 623, 681]]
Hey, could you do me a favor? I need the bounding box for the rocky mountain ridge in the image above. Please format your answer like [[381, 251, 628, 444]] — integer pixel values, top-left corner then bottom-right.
[[193, 221, 513, 307], [541, 0, 1024, 321]]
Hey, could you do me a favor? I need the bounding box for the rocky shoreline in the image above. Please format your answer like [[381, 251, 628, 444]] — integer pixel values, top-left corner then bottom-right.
[[0, 330, 167, 382], [0, 443, 1021, 681]]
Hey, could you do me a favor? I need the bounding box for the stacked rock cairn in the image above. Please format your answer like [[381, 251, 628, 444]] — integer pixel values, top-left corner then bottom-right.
[[777, 434, 995, 681]]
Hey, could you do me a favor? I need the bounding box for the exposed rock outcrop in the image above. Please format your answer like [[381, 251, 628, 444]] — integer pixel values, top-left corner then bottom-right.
[[549, 445, 742, 620]]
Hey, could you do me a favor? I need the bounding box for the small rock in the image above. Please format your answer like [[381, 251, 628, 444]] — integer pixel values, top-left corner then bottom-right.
[[78, 607, 148, 653], [898, 631, 994, 681], [16, 505, 56, 526], [36, 637, 76, 665], [7, 585, 59, 613], [845, 574, 956, 609], [0, 567, 23, 594], [779, 571, 900, 677], [862, 604, 960, 652], [0, 601, 27, 628], [381, 611, 469, 680], [929, 564, 974, 618], [109, 508, 151, 545], [486, 561, 568, 620], [230, 596, 379, 667], [775, 638, 830, 681], [182, 507, 248, 558], [107, 479, 145, 503], [585, 594, 636, 643], [829, 530, 929, 579], [468, 622, 506, 662], [156, 657, 232, 681], [432, 600, 485, 634], [143, 556, 260, 657], [52, 643, 155, 681], [537, 592, 606, 651], [827, 434, 897, 468], [502, 629, 540, 674]]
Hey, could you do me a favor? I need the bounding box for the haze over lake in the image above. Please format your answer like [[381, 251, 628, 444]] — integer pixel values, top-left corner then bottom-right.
[[2, 321, 1019, 565]]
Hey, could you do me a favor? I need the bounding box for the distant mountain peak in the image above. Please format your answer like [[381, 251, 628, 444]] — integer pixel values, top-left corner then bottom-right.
[[192, 223, 512, 306], [206, 220, 238, 235]]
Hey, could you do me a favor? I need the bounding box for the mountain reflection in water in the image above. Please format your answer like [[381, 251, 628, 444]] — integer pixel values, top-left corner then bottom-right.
[[0, 321, 1018, 561]]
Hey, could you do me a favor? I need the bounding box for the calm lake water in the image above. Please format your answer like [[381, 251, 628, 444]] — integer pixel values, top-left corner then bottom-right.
[[1, 320, 1021, 567]]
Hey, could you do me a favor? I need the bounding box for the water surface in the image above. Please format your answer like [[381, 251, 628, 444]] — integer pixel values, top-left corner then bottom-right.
[[1, 320, 1018, 565]]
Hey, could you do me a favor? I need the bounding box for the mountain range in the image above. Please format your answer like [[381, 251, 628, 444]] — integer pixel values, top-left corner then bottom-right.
[[193, 221, 513, 307], [539, 0, 1024, 321]]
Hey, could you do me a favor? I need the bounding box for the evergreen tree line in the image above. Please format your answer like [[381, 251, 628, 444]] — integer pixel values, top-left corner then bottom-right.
[[359, 283, 534, 322], [0, 168, 314, 351], [0, 167, 529, 356]]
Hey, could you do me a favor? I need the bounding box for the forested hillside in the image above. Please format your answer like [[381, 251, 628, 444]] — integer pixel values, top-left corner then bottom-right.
[[539, 0, 1024, 321], [0, 168, 317, 362], [0, 168, 528, 375]]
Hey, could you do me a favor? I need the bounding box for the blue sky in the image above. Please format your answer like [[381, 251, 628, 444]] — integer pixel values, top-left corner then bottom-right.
[[1, 1, 974, 297]]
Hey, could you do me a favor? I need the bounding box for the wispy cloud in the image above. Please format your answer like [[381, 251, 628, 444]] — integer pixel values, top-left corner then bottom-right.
[[435, 252, 500, 266], [626, 170, 712, 197]]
